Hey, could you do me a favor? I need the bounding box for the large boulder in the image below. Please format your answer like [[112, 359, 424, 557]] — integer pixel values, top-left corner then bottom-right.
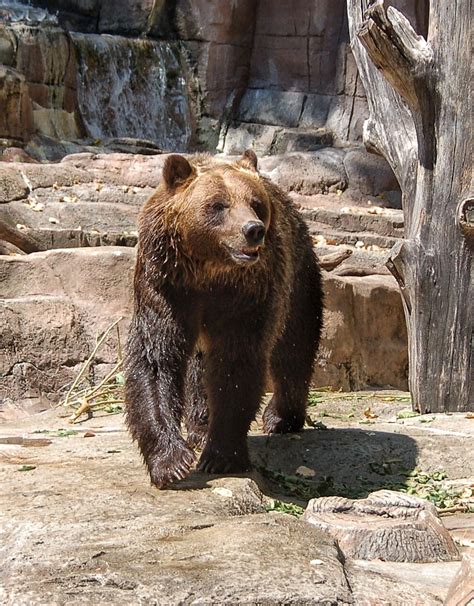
[[344, 148, 401, 201], [260, 150, 348, 194], [0, 247, 135, 406], [314, 273, 408, 391]]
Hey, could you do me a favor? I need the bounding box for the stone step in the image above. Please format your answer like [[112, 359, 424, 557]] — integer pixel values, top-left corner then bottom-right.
[[300, 205, 404, 239], [1, 151, 403, 257], [306, 220, 398, 250]]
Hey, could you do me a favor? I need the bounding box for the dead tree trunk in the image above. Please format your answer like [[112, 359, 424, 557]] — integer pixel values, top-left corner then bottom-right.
[[347, 0, 473, 412]]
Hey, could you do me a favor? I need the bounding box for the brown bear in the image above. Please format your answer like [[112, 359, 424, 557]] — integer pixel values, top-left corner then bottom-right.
[[125, 150, 323, 488]]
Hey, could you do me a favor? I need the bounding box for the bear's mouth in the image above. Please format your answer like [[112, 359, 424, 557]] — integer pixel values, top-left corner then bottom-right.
[[227, 245, 261, 264]]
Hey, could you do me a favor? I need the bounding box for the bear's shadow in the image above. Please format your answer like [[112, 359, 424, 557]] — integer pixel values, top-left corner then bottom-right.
[[174, 426, 419, 503]]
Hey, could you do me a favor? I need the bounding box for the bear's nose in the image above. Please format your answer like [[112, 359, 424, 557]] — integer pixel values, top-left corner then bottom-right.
[[242, 220, 265, 246]]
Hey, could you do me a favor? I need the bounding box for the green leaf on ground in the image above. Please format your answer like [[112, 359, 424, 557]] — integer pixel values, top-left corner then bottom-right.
[[55, 429, 79, 437], [265, 499, 305, 517], [18, 465, 36, 472], [397, 410, 420, 419], [115, 371, 125, 385]]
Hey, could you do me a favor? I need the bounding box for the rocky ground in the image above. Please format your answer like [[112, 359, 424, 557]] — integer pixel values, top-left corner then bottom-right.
[[1, 394, 472, 605]]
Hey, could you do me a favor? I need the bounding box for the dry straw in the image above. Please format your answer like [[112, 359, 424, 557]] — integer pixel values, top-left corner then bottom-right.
[[61, 318, 125, 423]]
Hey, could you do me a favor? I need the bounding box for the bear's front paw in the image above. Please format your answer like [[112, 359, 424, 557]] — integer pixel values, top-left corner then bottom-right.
[[262, 404, 305, 434], [148, 442, 195, 488], [197, 444, 251, 474]]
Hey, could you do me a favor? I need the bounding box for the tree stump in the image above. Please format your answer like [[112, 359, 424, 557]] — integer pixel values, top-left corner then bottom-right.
[[346, 0, 473, 412], [303, 490, 460, 562]]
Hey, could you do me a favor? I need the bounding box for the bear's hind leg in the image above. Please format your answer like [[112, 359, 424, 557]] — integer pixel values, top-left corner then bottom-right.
[[184, 351, 209, 449], [197, 340, 267, 474], [263, 257, 323, 434]]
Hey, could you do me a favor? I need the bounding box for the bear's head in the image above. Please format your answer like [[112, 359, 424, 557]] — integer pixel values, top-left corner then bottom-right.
[[160, 150, 272, 268]]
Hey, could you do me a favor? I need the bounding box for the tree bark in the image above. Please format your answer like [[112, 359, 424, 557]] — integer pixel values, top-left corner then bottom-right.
[[347, 0, 473, 412]]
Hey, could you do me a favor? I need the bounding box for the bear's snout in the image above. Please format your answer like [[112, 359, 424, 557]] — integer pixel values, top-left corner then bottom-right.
[[242, 220, 265, 247]]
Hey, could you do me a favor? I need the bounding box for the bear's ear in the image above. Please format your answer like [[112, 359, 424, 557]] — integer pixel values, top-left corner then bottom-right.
[[163, 154, 195, 189], [238, 149, 258, 173]]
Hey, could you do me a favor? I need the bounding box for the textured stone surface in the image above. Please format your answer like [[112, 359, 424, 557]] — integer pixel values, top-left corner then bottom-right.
[[0, 147, 38, 163], [346, 559, 461, 605], [98, 0, 155, 35], [184, 40, 251, 120], [0, 419, 351, 605], [0, 153, 161, 248], [444, 551, 474, 606], [0, 397, 470, 605], [0, 165, 29, 202], [260, 150, 348, 195], [315, 273, 408, 391], [176, 0, 257, 123], [0, 248, 135, 404], [0, 66, 34, 143], [237, 89, 307, 128], [344, 148, 400, 198], [0, 23, 84, 145], [71, 34, 192, 151], [176, 0, 256, 46]]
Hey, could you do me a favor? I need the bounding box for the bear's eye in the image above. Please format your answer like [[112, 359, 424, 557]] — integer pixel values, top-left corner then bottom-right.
[[251, 198, 267, 220], [211, 201, 227, 212]]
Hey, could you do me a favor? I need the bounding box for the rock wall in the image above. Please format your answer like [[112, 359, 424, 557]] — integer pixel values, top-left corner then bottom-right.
[[0, 0, 428, 156], [0, 11, 84, 150], [221, 0, 428, 153], [0, 150, 409, 404], [0, 2, 193, 159], [71, 33, 191, 150]]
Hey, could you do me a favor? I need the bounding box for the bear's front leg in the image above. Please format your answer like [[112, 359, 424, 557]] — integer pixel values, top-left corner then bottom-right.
[[125, 303, 196, 488], [197, 341, 267, 474]]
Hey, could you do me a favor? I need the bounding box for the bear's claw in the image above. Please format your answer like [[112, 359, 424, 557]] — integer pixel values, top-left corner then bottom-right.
[[148, 442, 195, 488]]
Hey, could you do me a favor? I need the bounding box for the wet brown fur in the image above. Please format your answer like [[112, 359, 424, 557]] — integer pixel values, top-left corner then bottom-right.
[[125, 151, 323, 487]]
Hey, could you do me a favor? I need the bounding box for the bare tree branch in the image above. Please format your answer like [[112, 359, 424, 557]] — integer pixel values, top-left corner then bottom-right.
[[347, 0, 417, 194], [358, 3, 433, 110], [357, 0, 436, 168]]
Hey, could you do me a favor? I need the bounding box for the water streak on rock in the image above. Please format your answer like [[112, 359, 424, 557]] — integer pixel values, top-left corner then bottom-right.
[[71, 33, 192, 151], [0, 0, 57, 25]]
